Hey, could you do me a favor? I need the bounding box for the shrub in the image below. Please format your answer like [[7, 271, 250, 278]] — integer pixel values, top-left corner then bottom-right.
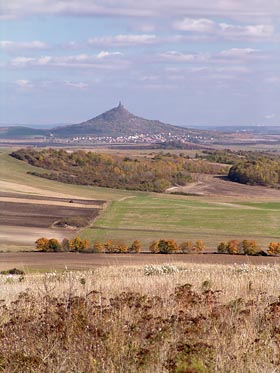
[[144, 264, 180, 276], [0, 268, 25, 275]]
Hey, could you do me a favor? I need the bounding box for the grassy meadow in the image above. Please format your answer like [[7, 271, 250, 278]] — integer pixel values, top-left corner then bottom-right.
[[81, 195, 280, 249]]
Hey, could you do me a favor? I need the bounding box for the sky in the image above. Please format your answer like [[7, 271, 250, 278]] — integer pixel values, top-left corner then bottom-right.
[[0, 0, 280, 127]]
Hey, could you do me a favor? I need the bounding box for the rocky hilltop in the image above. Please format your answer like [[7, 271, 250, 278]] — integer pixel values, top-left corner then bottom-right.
[[52, 102, 186, 137]]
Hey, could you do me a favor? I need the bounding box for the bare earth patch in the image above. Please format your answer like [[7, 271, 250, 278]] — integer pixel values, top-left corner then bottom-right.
[[0, 252, 279, 271], [169, 174, 280, 199], [0, 190, 106, 250]]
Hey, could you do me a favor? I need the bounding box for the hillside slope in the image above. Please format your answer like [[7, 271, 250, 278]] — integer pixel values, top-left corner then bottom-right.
[[52, 102, 187, 137]]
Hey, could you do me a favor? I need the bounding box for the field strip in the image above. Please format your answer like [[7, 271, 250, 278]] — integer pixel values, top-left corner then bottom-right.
[[89, 225, 280, 239], [0, 225, 72, 244], [0, 197, 103, 209], [0, 252, 280, 271], [0, 180, 83, 199]]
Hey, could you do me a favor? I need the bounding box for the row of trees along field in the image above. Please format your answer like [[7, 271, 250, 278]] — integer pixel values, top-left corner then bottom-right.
[[35, 238, 205, 253], [217, 239, 280, 255], [10, 148, 228, 192], [35, 237, 280, 255], [199, 149, 280, 187]]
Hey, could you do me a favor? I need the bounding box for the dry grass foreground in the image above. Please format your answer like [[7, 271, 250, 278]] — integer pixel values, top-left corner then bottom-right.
[[1, 263, 280, 372]]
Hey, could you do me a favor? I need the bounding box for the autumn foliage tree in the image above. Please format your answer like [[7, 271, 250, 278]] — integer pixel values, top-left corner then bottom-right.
[[35, 237, 61, 252], [104, 240, 114, 253], [226, 240, 240, 255], [48, 238, 61, 252], [217, 242, 227, 254], [149, 240, 159, 254], [104, 240, 128, 253], [267, 242, 280, 255], [217, 239, 261, 255], [11, 148, 227, 193], [242, 240, 259, 255], [149, 239, 178, 254], [93, 241, 104, 253], [35, 237, 50, 251], [70, 237, 90, 252], [180, 241, 193, 253], [129, 240, 142, 253], [193, 240, 205, 253]]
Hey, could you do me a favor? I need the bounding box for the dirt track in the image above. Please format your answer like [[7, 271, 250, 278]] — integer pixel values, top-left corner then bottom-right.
[[0, 252, 279, 271]]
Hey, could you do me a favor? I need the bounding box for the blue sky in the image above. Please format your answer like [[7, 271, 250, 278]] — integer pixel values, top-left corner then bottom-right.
[[1, 0, 279, 127]]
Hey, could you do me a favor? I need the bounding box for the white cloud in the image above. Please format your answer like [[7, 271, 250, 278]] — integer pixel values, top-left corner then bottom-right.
[[96, 51, 123, 59], [1, 0, 280, 19], [174, 18, 217, 33], [15, 79, 91, 90], [64, 81, 89, 88], [219, 23, 274, 39], [0, 40, 49, 50], [9, 52, 126, 69], [88, 34, 157, 47], [264, 113, 276, 119], [218, 48, 260, 58], [15, 79, 34, 88], [175, 18, 275, 40], [159, 51, 207, 62]]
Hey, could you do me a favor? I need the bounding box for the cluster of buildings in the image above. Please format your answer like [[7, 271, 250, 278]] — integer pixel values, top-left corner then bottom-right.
[[62, 132, 215, 145]]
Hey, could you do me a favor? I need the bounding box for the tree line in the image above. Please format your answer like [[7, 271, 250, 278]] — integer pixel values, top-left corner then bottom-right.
[[198, 149, 280, 188], [35, 237, 280, 255], [10, 148, 228, 193]]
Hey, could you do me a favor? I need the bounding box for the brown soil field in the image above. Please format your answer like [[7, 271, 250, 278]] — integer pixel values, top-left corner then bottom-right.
[[0, 226, 73, 248], [170, 174, 280, 199], [0, 191, 105, 205], [0, 201, 102, 228], [0, 252, 279, 271], [0, 192, 106, 250]]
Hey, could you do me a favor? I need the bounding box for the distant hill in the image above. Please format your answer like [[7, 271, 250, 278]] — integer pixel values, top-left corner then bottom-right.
[[210, 125, 280, 135], [0, 126, 47, 139], [0, 103, 217, 141], [52, 102, 188, 138]]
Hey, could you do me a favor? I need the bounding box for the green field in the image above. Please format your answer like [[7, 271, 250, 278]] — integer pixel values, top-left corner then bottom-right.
[[1, 148, 280, 250], [80, 195, 280, 248]]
